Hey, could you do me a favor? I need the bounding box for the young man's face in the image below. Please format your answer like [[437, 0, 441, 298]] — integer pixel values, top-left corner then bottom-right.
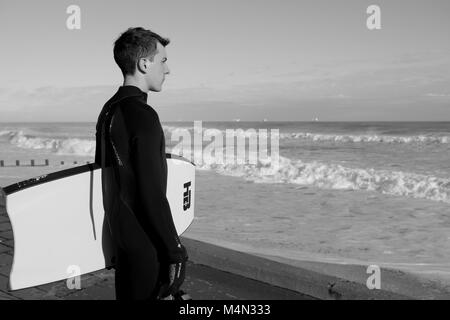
[[144, 41, 170, 92]]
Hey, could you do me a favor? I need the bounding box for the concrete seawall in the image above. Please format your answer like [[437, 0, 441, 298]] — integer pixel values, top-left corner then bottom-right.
[[181, 236, 450, 300]]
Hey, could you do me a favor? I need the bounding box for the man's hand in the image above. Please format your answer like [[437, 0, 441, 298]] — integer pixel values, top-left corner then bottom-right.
[[157, 245, 188, 299]]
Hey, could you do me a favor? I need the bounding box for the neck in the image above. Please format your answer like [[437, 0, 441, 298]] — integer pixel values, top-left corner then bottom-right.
[[123, 75, 148, 93]]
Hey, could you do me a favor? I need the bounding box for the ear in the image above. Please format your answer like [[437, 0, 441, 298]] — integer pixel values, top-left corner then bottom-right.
[[136, 58, 150, 74]]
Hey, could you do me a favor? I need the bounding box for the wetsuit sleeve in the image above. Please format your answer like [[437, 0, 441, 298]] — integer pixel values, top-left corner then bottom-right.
[[130, 110, 185, 264], [95, 108, 108, 166], [94, 128, 101, 166]]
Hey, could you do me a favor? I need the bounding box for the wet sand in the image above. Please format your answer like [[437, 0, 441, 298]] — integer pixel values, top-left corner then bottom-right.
[[186, 171, 450, 277]]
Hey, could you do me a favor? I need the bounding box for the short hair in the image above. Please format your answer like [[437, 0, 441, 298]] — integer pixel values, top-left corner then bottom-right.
[[113, 27, 170, 76]]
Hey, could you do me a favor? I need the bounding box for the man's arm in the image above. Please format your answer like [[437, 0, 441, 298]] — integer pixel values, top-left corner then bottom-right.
[[94, 128, 101, 166], [129, 108, 185, 264]]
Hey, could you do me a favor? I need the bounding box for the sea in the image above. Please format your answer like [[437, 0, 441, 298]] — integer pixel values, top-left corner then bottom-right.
[[1, 121, 450, 276]]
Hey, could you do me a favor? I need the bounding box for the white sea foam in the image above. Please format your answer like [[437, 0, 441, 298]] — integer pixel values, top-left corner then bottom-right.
[[0, 130, 14, 137], [191, 151, 450, 204], [3, 128, 450, 203], [279, 132, 450, 144], [6, 130, 95, 156], [163, 125, 450, 144]]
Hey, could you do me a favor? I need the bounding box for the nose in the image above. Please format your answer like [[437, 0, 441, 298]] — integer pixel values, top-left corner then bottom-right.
[[165, 64, 170, 75]]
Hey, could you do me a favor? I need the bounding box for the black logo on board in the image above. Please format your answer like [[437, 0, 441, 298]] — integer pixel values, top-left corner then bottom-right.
[[183, 181, 191, 211]]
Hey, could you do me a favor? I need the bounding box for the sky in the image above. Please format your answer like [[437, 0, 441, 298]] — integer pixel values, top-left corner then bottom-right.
[[0, 0, 449, 121]]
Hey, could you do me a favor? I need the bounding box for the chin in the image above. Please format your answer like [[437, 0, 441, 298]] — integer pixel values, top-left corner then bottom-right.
[[149, 86, 162, 92]]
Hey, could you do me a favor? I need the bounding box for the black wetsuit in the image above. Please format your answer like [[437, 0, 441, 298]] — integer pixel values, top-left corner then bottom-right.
[[95, 85, 185, 300]]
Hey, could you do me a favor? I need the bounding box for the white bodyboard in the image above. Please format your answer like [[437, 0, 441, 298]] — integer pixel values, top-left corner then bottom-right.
[[4, 155, 195, 290]]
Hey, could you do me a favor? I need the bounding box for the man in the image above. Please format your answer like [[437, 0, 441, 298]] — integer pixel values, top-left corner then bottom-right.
[[95, 27, 188, 300]]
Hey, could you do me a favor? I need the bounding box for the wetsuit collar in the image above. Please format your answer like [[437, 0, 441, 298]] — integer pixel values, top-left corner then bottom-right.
[[117, 85, 148, 102]]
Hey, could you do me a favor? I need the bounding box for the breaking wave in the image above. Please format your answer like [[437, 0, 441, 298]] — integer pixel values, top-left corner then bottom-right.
[[191, 152, 450, 204], [161, 126, 450, 145], [3, 128, 450, 203], [279, 132, 450, 144], [1, 130, 95, 156]]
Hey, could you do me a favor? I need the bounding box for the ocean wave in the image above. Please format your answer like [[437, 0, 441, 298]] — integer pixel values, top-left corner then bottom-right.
[[4, 130, 95, 156], [189, 152, 450, 203], [0, 130, 14, 137], [4, 128, 450, 203], [279, 132, 450, 144], [163, 125, 450, 145]]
